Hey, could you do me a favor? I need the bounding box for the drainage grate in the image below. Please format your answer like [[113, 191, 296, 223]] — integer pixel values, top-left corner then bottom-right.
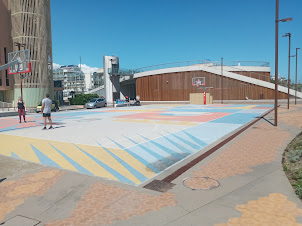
[[1, 215, 40, 226], [0, 178, 6, 184], [143, 179, 175, 192], [183, 177, 220, 190]]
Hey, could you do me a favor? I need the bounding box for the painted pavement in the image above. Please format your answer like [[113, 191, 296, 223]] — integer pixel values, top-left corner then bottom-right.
[[0, 104, 272, 185]]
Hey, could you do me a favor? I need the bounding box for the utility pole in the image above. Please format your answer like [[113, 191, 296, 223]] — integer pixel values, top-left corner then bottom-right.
[[14, 42, 26, 98], [275, 0, 279, 126]]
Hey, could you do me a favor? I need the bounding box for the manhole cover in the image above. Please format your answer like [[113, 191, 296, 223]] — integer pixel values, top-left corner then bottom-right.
[[183, 177, 220, 190]]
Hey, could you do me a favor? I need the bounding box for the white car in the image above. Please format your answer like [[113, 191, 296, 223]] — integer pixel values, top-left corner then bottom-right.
[[85, 98, 107, 109]]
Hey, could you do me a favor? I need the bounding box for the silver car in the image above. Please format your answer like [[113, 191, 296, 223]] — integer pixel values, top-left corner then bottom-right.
[[85, 98, 107, 109]]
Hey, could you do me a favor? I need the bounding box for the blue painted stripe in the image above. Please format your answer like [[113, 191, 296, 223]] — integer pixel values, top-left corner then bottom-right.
[[96, 142, 148, 182], [124, 136, 173, 166], [139, 135, 184, 159], [107, 137, 160, 173], [73, 144, 135, 185], [160, 134, 193, 154], [30, 144, 62, 168], [11, 152, 21, 159], [164, 108, 239, 113], [210, 113, 260, 124], [49, 143, 93, 175], [182, 131, 207, 147], [0, 124, 21, 133], [168, 132, 201, 150]]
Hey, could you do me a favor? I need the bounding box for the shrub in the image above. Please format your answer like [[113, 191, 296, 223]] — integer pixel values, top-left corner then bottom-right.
[[296, 184, 302, 199], [293, 169, 302, 181], [69, 94, 99, 105], [288, 149, 302, 163]]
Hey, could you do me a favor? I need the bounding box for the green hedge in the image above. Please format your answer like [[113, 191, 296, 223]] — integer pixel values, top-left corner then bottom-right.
[[69, 94, 99, 105]]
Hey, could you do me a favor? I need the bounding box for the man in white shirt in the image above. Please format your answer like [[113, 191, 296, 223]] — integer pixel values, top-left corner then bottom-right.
[[41, 93, 53, 130]]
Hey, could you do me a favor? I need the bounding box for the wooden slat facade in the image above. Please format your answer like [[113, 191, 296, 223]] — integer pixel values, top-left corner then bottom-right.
[[136, 70, 288, 101], [229, 71, 271, 82]]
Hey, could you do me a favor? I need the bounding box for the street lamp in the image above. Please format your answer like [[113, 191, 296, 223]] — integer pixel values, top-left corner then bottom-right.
[[274, 0, 292, 126], [282, 32, 291, 109], [294, 48, 300, 105], [279, 18, 292, 22]]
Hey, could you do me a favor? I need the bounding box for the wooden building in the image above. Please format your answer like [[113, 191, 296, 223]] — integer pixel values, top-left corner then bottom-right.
[[134, 64, 295, 101]]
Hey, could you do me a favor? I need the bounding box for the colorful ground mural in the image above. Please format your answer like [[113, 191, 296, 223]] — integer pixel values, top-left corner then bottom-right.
[[0, 104, 272, 185]]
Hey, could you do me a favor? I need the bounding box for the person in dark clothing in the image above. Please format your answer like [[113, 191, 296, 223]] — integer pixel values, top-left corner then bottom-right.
[[16, 97, 26, 123]]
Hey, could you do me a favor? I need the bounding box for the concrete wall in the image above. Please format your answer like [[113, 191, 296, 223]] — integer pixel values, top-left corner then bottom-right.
[[84, 85, 106, 98], [103, 56, 120, 104], [0, 0, 14, 95], [120, 83, 136, 100]]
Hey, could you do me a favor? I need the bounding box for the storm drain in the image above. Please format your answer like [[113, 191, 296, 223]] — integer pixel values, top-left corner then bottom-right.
[[143, 179, 175, 192], [0, 178, 6, 184], [0, 215, 40, 226], [183, 177, 220, 190]]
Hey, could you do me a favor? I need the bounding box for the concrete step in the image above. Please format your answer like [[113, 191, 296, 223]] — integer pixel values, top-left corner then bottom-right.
[[0, 108, 15, 112]]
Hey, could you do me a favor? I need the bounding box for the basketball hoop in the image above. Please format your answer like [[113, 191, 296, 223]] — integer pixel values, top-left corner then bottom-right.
[[192, 77, 207, 105], [7, 49, 31, 98], [8, 63, 31, 75], [192, 77, 205, 87], [7, 49, 31, 75]]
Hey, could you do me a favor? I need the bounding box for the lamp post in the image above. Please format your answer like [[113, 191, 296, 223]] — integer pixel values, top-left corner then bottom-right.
[[282, 32, 291, 109], [274, 0, 292, 126], [295, 48, 300, 105]]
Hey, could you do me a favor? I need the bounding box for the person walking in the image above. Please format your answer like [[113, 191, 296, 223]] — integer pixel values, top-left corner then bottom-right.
[[16, 97, 26, 123], [41, 93, 53, 130]]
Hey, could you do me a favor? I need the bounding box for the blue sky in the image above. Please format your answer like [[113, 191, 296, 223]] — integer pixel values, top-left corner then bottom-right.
[[51, 0, 301, 81]]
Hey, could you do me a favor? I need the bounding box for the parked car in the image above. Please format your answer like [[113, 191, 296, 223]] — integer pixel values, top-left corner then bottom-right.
[[36, 101, 59, 113], [85, 98, 107, 109]]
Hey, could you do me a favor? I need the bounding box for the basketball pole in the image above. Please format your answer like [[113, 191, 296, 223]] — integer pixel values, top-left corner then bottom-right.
[[204, 86, 206, 105], [14, 42, 26, 98], [221, 57, 223, 104]]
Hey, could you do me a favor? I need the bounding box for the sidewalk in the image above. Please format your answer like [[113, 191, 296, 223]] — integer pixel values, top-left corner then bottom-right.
[[59, 105, 85, 111], [0, 104, 302, 225]]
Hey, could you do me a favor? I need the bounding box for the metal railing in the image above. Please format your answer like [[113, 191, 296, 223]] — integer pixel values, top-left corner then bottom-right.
[[207, 61, 270, 82], [108, 68, 140, 76], [135, 60, 270, 73]]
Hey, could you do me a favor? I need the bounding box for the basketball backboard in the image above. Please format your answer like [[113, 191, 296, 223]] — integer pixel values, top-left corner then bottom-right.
[[8, 49, 31, 74], [192, 77, 206, 87]]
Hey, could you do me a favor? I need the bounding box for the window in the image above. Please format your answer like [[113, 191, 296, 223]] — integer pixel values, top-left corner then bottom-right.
[[4, 48, 7, 63], [0, 71, 2, 86], [5, 70, 9, 86]]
